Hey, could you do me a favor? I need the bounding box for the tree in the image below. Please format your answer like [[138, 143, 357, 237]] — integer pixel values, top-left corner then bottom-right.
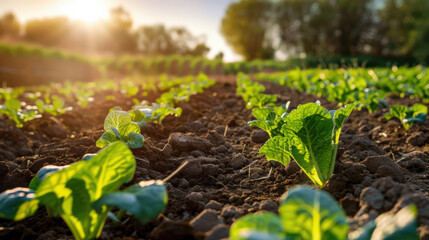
[[137, 24, 209, 56], [221, 0, 275, 60], [276, 0, 374, 57], [104, 6, 136, 53], [377, 0, 429, 60], [0, 12, 20, 38], [24, 17, 70, 46]]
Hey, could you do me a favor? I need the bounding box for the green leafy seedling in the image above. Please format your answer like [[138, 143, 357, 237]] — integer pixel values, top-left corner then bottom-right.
[[248, 102, 290, 138], [385, 103, 427, 129], [96, 110, 144, 149], [349, 205, 419, 240], [259, 102, 356, 186], [35, 95, 70, 116], [230, 186, 419, 240], [0, 142, 167, 240], [230, 186, 349, 240], [0, 98, 39, 127]]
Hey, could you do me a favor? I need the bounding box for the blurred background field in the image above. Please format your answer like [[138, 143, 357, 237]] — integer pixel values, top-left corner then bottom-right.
[[0, 0, 428, 86]]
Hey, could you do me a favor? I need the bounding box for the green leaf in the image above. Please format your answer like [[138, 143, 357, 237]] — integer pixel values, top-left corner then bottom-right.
[[385, 103, 427, 129], [35, 142, 136, 240], [5, 99, 21, 111], [129, 108, 152, 127], [252, 108, 274, 121], [98, 111, 144, 149], [385, 105, 407, 122], [279, 186, 349, 240], [329, 102, 356, 176], [82, 154, 96, 161], [104, 111, 141, 136], [29, 165, 69, 190], [284, 102, 334, 186], [351, 205, 419, 240], [259, 136, 292, 166], [0, 188, 39, 221], [230, 212, 286, 240], [93, 180, 167, 224], [96, 131, 117, 148], [124, 132, 144, 149], [409, 103, 427, 116]]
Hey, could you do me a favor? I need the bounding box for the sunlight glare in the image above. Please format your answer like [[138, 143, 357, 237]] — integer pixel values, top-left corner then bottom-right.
[[63, 0, 106, 23]]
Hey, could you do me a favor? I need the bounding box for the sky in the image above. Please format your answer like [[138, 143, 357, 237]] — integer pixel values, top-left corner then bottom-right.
[[0, 0, 241, 61]]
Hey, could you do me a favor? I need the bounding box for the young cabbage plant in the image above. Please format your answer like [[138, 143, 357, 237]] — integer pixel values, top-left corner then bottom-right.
[[246, 93, 277, 109], [248, 102, 290, 138], [131, 101, 182, 125], [236, 73, 265, 100], [0, 142, 168, 240], [385, 103, 427, 130], [96, 110, 144, 149], [0, 98, 39, 127], [236, 74, 277, 109], [349, 204, 419, 240], [259, 102, 356, 186], [35, 95, 71, 116], [230, 186, 419, 240], [230, 186, 348, 240]]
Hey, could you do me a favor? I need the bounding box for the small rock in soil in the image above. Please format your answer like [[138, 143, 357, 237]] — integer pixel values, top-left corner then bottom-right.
[[168, 133, 213, 153], [43, 123, 67, 139], [29, 156, 56, 173], [372, 177, 402, 195], [185, 192, 204, 202], [206, 224, 229, 240], [190, 209, 223, 232], [398, 158, 426, 173], [259, 199, 278, 212], [251, 130, 269, 143], [178, 178, 189, 189], [360, 187, 384, 210], [221, 205, 243, 219], [215, 145, 228, 154], [205, 200, 223, 211], [406, 132, 427, 146], [182, 160, 203, 177], [361, 155, 404, 182], [340, 197, 360, 216], [150, 221, 194, 240], [0, 161, 9, 177], [2, 150, 16, 161], [190, 150, 205, 157], [343, 163, 365, 184], [285, 160, 301, 176], [269, 160, 283, 168], [230, 155, 248, 169], [189, 120, 204, 131], [349, 137, 384, 155], [206, 130, 225, 146], [202, 164, 219, 176]]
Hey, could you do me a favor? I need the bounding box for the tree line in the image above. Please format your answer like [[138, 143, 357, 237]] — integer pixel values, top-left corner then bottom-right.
[[221, 0, 429, 64], [0, 7, 209, 57]]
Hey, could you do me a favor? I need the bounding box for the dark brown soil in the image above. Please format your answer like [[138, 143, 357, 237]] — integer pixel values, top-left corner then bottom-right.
[[0, 75, 428, 240]]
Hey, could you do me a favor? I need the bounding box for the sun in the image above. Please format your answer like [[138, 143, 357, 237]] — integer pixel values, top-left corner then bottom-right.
[[62, 0, 106, 23]]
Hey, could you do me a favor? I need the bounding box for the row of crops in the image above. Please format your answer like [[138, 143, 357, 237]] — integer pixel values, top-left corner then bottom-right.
[[2, 42, 422, 79], [0, 66, 427, 239], [0, 73, 213, 127], [0, 74, 215, 240], [233, 75, 423, 239]]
